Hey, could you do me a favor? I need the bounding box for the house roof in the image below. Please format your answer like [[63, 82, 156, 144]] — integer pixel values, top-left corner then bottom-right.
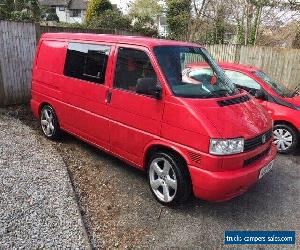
[[38, 0, 70, 6], [39, 0, 88, 9], [69, 0, 88, 10]]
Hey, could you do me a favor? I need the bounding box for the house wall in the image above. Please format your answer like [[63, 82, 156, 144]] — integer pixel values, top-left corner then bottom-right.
[[157, 15, 168, 37], [55, 7, 85, 24], [158, 24, 167, 37], [67, 10, 86, 24], [55, 7, 67, 23]]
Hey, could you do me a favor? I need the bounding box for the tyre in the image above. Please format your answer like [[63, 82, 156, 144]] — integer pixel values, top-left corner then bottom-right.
[[40, 105, 61, 139], [147, 151, 192, 206], [273, 124, 298, 154]]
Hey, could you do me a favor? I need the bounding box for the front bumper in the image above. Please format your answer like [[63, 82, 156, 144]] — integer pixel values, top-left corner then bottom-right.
[[189, 144, 277, 202]]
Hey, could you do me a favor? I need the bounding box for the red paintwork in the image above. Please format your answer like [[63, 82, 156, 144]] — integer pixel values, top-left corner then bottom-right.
[[188, 62, 300, 134], [31, 33, 276, 202]]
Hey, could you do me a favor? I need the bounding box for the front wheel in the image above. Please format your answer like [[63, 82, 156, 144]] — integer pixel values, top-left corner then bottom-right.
[[273, 124, 298, 153], [147, 152, 191, 206]]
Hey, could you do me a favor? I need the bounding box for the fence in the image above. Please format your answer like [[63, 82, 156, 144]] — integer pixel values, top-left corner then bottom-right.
[[0, 20, 300, 105], [0, 21, 139, 106], [0, 21, 36, 106], [206, 44, 300, 89]]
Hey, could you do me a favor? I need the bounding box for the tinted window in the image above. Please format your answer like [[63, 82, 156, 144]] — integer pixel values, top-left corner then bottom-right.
[[225, 70, 261, 90], [64, 42, 110, 84], [114, 47, 157, 92]]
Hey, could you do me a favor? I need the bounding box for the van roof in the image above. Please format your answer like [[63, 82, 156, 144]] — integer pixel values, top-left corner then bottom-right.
[[41, 33, 202, 49]]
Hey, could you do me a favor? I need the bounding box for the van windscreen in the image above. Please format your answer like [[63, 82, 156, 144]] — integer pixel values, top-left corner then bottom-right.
[[153, 46, 237, 98]]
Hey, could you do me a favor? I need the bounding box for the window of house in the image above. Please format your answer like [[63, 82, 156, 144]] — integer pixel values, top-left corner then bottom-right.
[[114, 47, 157, 92], [59, 6, 65, 11], [70, 9, 81, 17], [64, 42, 111, 84]]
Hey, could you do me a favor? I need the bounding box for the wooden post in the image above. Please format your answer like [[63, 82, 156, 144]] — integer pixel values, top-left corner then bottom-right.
[[35, 22, 41, 43], [0, 63, 5, 106], [234, 45, 241, 63], [0, 21, 5, 106]]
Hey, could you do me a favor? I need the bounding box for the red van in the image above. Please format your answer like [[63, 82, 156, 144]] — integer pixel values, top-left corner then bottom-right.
[[31, 33, 276, 205], [183, 62, 300, 153]]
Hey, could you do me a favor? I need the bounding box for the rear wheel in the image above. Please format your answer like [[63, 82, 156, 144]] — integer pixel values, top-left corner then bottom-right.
[[147, 152, 191, 206], [40, 105, 61, 139], [273, 124, 298, 153]]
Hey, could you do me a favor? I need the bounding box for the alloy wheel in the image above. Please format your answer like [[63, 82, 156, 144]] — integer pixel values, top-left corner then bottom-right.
[[149, 157, 177, 203], [41, 108, 55, 137]]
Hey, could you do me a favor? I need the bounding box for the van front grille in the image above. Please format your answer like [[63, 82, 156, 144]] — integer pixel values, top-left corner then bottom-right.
[[244, 146, 271, 166], [217, 95, 250, 107], [244, 129, 273, 151]]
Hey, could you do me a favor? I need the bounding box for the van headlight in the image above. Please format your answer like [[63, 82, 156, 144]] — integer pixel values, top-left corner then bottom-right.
[[209, 138, 244, 155]]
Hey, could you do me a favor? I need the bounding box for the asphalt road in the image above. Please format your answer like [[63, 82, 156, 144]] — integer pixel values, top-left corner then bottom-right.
[[7, 105, 300, 249]]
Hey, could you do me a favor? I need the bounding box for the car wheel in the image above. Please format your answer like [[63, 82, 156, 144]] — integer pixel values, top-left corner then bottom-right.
[[40, 105, 60, 139], [147, 151, 191, 206], [273, 124, 298, 153]]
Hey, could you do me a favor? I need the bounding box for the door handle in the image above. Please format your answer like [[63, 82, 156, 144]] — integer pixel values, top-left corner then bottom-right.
[[105, 89, 112, 104]]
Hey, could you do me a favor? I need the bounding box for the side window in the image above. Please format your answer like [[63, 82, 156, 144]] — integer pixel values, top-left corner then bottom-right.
[[114, 47, 157, 92], [64, 42, 110, 84], [225, 70, 261, 90]]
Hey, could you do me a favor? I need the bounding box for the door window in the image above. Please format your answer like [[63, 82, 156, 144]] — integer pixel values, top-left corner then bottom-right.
[[114, 47, 157, 92], [225, 70, 261, 91], [64, 42, 111, 84]]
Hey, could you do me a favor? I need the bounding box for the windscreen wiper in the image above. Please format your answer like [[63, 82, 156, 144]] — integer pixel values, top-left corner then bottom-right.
[[291, 85, 300, 97]]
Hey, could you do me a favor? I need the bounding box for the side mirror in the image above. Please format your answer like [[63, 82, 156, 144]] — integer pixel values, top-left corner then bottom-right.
[[210, 75, 217, 85], [255, 88, 266, 100], [136, 78, 162, 99]]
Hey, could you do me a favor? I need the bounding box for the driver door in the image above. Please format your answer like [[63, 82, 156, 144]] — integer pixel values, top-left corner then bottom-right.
[[107, 46, 164, 166]]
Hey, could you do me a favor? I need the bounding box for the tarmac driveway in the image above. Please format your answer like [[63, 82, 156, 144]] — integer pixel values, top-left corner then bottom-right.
[[4, 105, 300, 249]]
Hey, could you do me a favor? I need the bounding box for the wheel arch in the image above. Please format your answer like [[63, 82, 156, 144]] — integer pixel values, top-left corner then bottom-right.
[[39, 102, 52, 116], [144, 142, 194, 202], [273, 120, 299, 133], [39, 102, 61, 126], [273, 120, 299, 152], [143, 142, 190, 171]]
